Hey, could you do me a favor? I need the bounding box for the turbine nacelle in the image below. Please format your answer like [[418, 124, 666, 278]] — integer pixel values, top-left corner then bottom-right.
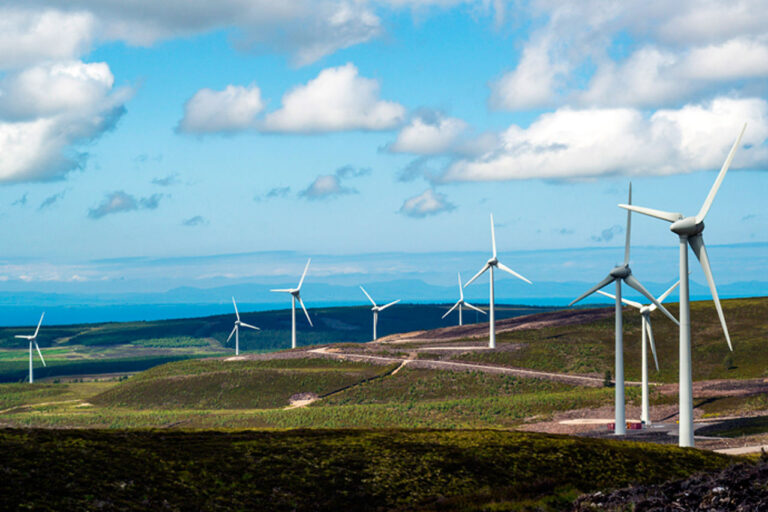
[[609, 265, 631, 279], [670, 217, 704, 237], [487, 257, 498, 266]]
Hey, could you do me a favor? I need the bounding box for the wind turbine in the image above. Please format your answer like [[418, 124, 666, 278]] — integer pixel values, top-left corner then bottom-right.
[[443, 272, 486, 326], [598, 278, 681, 426], [569, 184, 679, 436], [15, 313, 46, 384], [619, 124, 746, 447], [465, 214, 532, 348], [270, 258, 313, 349], [226, 297, 260, 355], [360, 286, 400, 341]]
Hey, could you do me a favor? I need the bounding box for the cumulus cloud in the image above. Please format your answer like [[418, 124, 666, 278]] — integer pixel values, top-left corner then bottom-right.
[[178, 84, 264, 134], [38, 191, 66, 210], [442, 97, 768, 182], [263, 63, 405, 133], [182, 215, 207, 226], [399, 188, 456, 218], [88, 191, 163, 219], [300, 165, 370, 200], [388, 112, 468, 154], [0, 60, 129, 183], [0, 8, 94, 70], [490, 38, 564, 110]]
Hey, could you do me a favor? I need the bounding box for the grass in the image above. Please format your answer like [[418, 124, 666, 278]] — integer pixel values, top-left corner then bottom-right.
[[0, 429, 738, 511], [91, 358, 397, 409], [451, 297, 768, 383]]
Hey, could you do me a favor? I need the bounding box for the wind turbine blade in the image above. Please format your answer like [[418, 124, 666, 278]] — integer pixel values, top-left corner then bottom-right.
[[240, 322, 260, 331], [645, 316, 659, 372], [596, 290, 642, 309], [270, 289, 293, 293], [33, 312, 45, 338], [442, 300, 461, 319], [298, 297, 313, 327], [689, 234, 732, 351], [618, 204, 682, 223], [624, 275, 679, 326], [457, 273, 464, 300], [464, 263, 490, 287], [490, 213, 497, 258], [232, 297, 240, 321], [15, 335, 30, 339], [650, 279, 682, 310], [696, 123, 746, 223], [34, 342, 46, 367], [496, 261, 532, 284], [624, 183, 632, 265], [359, 285, 377, 307], [297, 258, 311, 290], [569, 275, 615, 306], [464, 301, 486, 315], [226, 325, 237, 343], [380, 299, 400, 311]]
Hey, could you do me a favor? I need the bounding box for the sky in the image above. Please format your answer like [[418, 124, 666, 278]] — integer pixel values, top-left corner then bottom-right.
[[0, 1, 766, 310]]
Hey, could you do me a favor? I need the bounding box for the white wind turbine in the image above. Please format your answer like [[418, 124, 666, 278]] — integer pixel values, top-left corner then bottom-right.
[[360, 286, 400, 341], [443, 272, 486, 326], [15, 313, 46, 384], [226, 297, 260, 355], [619, 124, 746, 447], [598, 278, 681, 426], [465, 214, 532, 348], [270, 258, 313, 349], [569, 184, 679, 436]]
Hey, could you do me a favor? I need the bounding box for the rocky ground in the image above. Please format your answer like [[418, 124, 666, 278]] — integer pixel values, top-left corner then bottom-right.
[[572, 457, 768, 511]]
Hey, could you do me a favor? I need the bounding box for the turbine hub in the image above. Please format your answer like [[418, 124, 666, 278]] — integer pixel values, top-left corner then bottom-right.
[[640, 306, 651, 314], [488, 257, 498, 266], [610, 265, 631, 279], [670, 216, 704, 237]]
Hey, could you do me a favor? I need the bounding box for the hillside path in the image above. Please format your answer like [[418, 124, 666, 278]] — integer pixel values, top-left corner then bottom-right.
[[307, 347, 632, 387]]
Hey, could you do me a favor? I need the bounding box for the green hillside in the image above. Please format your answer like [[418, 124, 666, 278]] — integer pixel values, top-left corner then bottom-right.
[[0, 429, 737, 511], [452, 297, 768, 383]]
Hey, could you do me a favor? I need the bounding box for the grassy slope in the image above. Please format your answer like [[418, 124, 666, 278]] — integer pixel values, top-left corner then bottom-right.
[[453, 297, 768, 383], [0, 429, 737, 511], [91, 358, 395, 409]]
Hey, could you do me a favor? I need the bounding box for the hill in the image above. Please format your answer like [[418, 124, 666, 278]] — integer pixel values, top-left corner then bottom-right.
[[0, 428, 738, 511]]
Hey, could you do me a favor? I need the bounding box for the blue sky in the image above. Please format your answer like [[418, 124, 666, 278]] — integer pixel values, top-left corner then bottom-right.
[[0, 1, 766, 301]]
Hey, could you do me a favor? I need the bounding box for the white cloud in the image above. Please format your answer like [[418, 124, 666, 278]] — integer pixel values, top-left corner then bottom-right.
[[389, 113, 468, 154], [0, 8, 94, 70], [399, 188, 456, 217], [178, 85, 264, 134], [88, 191, 163, 219], [300, 175, 354, 200], [263, 63, 405, 133], [442, 97, 768, 182], [0, 61, 129, 183], [490, 38, 563, 110]]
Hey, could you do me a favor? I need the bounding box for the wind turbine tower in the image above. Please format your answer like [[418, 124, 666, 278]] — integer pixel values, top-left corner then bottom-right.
[[226, 297, 260, 355], [465, 214, 532, 349], [15, 313, 46, 384], [271, 259, 313, 349], [570, 184, 678, 435], [620, 124, 746, 447], [443, 272, 486, 326], [360, 285, 400, 340]]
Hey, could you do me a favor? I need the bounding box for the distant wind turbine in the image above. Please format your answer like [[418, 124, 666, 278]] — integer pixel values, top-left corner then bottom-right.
[[465, 214, 532, 348], [15, 313, 46, 384], [443, 272, 486, 326], [598, 278, 681, 425], [226, 297, 260, 355], [619, 124, 746, 447], [271, 258, 313, 349], [569, 184, 678, 436], [360, 285, 400, 341]]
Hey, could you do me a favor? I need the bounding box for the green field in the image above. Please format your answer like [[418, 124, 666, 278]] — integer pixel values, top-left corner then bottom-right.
[[0, 428, 738, 511]]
